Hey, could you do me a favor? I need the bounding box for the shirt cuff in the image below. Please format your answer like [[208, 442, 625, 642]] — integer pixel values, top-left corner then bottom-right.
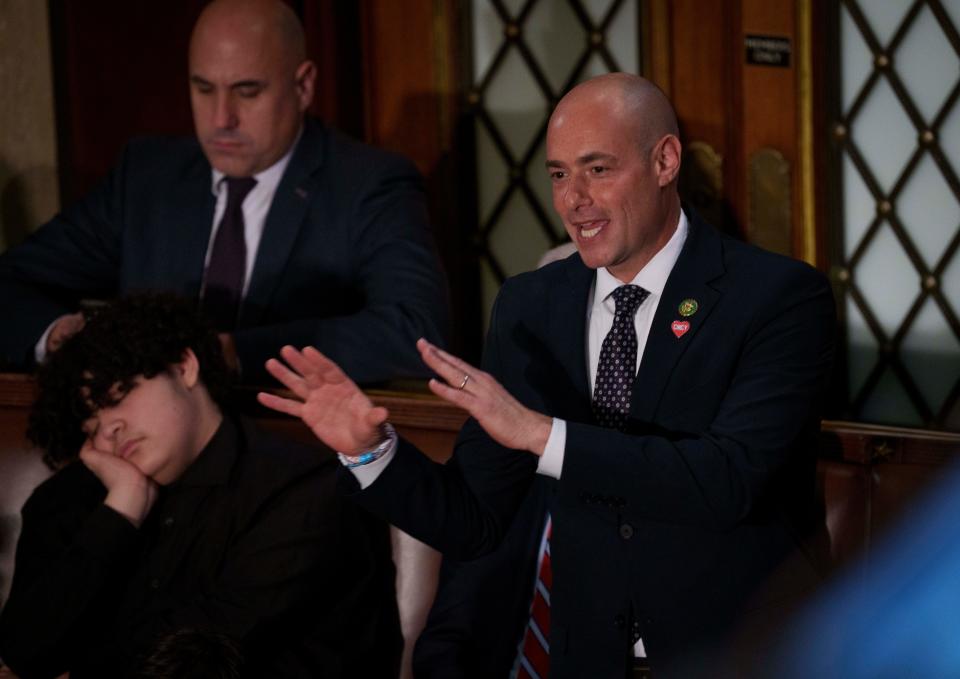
[[338, 430, 398, 489], [536, 417, 565, 479], [34, 319, 59, 363]]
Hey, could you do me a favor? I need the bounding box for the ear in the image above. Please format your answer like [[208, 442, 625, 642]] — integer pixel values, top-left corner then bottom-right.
[[175, 348, 201, 389], [295, 60, 317, 112], [653, 134, 682, 187]]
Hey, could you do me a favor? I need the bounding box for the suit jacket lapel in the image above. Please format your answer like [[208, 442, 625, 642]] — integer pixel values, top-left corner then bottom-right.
[[548, 256, 593, 420], [239, 120, 327, 327], [161, 151, 215, 297], [631, 214, 726, 422]]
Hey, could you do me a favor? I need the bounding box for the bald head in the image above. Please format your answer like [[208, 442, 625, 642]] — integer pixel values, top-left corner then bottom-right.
[[191, 0, 306, 67], [188, 0, 315, 176], [551, 73, 678, 155]]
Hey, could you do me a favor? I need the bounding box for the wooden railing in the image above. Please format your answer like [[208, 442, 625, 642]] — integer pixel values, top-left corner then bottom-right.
[[3, 373, 960, 573], [2, 372, 960, 678]]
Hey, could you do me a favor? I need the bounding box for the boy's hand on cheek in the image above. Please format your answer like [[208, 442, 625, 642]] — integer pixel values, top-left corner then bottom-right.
[[80, 440, 159, 528]]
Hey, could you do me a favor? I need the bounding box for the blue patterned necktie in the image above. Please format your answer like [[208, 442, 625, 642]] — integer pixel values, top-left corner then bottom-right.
[[592, 284, 649, 431]]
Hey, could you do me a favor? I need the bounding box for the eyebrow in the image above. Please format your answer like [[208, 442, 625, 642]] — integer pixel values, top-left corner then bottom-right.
[[188, 76, 266, 89], [230, 80, 266, 90], [545, 151, 617, 169]]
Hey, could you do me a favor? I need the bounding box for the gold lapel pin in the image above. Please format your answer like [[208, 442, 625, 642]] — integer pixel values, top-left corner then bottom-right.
[[678, 298, 699, 317]]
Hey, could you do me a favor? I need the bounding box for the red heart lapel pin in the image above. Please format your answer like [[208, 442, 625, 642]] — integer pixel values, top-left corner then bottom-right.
[[671, 320, 690, 338]]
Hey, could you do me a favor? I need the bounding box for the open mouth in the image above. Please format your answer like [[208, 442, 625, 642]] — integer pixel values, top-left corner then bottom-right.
[[576, 220, 608, 240]]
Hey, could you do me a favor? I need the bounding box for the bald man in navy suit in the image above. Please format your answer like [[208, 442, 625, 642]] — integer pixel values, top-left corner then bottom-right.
[[0, 0, 447, 384], [261, 73, 835, 678]]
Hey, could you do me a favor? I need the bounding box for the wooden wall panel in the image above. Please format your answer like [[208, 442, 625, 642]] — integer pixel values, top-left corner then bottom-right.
[[49, 2, 205, 203], [360, 1, 450, 174], [666, 0, 743, 237], [660, 0, 821, 268], [668, 0, 733, 159], [303, 0, 364, 139], [358, 0, 480, 361]]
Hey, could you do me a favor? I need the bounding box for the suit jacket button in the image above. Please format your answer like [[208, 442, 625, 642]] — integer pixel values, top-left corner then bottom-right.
[[614, 614, 626, 629], [619, 523, 634, 540]]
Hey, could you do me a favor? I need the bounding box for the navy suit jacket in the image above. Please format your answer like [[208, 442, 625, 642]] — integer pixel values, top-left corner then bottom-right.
[[0, 119, 448, 383], [348, 214, 836, 678]]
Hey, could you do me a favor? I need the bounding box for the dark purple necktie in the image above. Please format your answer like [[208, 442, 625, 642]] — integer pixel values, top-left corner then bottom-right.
[[203, 176, 256, 331], [592, 284, 649, 431]]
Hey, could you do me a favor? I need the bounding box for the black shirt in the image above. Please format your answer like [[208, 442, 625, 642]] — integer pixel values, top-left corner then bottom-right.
[[0, 416, 400, 678]]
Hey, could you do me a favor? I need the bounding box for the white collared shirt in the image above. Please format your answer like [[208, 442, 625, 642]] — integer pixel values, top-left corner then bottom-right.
[[201, 128, 301, 299], [536, 210, 689, 478]]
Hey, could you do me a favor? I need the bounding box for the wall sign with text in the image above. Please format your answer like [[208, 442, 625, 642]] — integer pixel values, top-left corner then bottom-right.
[[745, 35, 791, 67]]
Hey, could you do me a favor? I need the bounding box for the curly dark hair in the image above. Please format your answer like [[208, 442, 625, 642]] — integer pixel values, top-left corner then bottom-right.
[[136, 627, 243, 679], [28, 293, 233, 468]]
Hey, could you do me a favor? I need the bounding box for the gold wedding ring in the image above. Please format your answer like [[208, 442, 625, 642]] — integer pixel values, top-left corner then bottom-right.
[[458, 374, 470, 390]]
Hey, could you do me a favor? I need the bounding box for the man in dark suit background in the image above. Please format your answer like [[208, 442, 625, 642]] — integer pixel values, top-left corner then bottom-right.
[[260, 73, 836, 678], [0, 0, 448, 384]]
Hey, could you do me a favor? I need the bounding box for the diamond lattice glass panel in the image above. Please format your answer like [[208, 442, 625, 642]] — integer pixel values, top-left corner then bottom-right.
[[901, 297, 960, 415], [841, 3, 874, 114], [606, 0, 640, 73], [843, 152, 875, 259], [846, 294, 879, 397], [858, 0, 913, 47], [472, 0, 502, 83], [488, 190, 555, 279], [855, 222, 920, 337], [851, 76, 916, 193], [581, 0, 615, 24], [471, 0, 642, 329], [525, 0, 586, 93], [943, 246, 960, 318], [941, 0, 960, 34], [895, 5, 960, 123], [530, 137, 566, 240], [897, 154, 960, 269], [476, 122, 510, 226], [578, 52, 613, 83], [839, 0, 960, 429], [860, 367, 922, 426], [942, 98, 960, 165], [502, 0, 525, 20], [485, 46, 550, 159]]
